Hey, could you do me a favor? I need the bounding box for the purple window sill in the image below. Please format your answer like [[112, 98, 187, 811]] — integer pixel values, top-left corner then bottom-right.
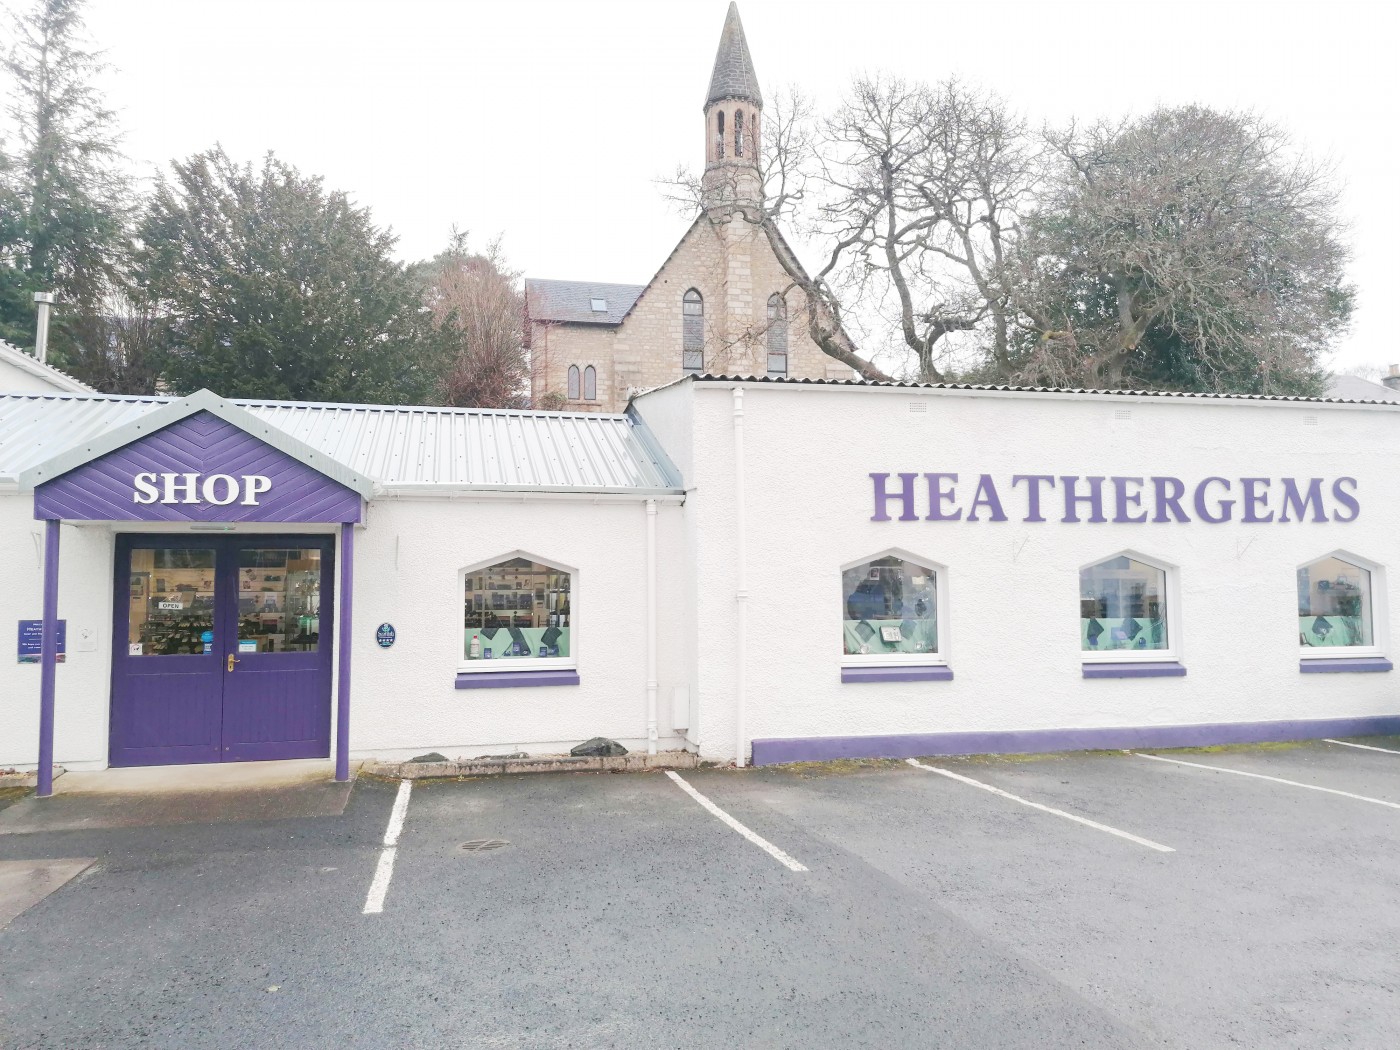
[[455, 669, 580, 689], [841, 664, 953, 683], [1082, 661, 1186, 679], [1299, 657, 1393, 674]]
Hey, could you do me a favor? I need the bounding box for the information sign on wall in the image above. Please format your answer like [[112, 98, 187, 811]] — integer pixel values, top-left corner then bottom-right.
[[18, 620, 66, 664]]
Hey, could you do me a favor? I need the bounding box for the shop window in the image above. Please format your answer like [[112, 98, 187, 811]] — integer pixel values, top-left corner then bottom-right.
[[1080, 553, 1175, 665], [583, 365, 597, 401], [683, 289, 704, 373], [766, 293, 788, 376], [461, 555, 573, 672], [567, 365, 580, 400], [1298, 554, 1376, 651], [841, 552, 942, 666]]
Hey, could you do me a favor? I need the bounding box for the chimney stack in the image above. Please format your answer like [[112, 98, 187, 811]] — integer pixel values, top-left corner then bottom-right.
[[33, 292, 56, 363], [1384, 364, 1400, 391]]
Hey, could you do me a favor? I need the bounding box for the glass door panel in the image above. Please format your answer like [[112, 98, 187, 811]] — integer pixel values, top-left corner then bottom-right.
[[236, 547, 323, 654], [126, 547, 218, 657]]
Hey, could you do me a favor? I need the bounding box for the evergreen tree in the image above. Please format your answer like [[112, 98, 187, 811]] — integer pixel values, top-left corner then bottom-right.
[[137, 147, 435, 404], [0, 0, 131, 370]]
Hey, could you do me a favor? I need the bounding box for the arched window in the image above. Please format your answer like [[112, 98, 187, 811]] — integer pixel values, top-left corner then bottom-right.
[[840, 552, 942, 666], [461, 554, 574, 672], [734, 110, 745, 157], [567, 365, 580, 401], [583, 365, 597, 401], [766, 293, 788, 377], [1080, 554, 1169, 654], [716, 111, 725, 160], [1298, 554, 1377, 651], [682, 289, 704, 373]]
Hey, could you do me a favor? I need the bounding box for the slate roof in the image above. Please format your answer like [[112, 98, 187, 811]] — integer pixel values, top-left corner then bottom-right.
[[1325, 374, 1400, 403], [706, 2, 762, 107], [524, 279, 647, 326], [0, 391, 682, 494]]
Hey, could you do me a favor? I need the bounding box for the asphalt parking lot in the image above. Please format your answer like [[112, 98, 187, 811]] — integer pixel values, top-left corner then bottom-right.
[[4, 739, 1400, 1049]]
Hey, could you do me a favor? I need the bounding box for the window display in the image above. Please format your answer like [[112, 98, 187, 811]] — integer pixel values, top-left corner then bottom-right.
[[841, 555, 938, 657], [1081, 556, 1167, 652], [237, 548, 322, 653], [127, 548, 216, 656], [463, 557, 571, 664], [1298, 555, 1373, 648]]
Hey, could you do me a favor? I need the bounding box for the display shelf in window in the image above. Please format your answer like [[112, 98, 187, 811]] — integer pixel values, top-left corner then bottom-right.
[[461, 555, 575, 681]]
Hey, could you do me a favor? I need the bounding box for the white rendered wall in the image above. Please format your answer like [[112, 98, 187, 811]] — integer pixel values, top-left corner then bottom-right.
[[344, 495, 690, 760], [0, 496, 115, 769], [0, 355, 68, 393], [635, 381, 1400, 762]]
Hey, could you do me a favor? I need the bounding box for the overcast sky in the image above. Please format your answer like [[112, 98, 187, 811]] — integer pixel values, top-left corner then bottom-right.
[[46, 0, 1400, 372]]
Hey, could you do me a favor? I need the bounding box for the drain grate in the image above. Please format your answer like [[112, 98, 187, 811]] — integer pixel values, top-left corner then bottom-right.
[[458, 839, 510, 853]]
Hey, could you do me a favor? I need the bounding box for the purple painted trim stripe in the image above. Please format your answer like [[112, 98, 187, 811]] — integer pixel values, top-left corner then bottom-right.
[[455, 670, 581, 689], [37, 519, 59, 798], [842, 665, 953, 683], [750, 714, 1400, 766], [335, 523, 354, 782], [1082, 661, 1186, 679], [1299, 657, 1393, 673]]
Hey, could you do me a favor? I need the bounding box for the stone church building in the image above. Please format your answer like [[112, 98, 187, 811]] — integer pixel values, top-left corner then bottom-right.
[[524, 3, 852, 413]]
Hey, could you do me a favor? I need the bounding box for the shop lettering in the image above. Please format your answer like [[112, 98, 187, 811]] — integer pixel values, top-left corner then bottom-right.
[[870, 474, 1360, 525], [132, 472, 273, 507]]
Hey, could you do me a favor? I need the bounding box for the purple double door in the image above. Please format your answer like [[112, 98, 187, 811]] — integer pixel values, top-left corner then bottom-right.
[[110, 534, 335, 767]]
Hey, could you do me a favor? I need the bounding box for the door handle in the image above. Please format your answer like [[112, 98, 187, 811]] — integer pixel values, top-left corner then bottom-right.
[[227, 653, 240, 672]]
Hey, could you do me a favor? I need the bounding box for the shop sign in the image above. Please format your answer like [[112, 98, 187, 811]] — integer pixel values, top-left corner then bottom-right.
[[376, 623, 396, 648], [17, 619, 66, 664], [871, 473, 1360, 525], [132, 472, 273, 508]]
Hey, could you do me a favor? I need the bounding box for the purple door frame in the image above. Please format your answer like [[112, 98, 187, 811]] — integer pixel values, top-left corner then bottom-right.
[[109, 534, 337, 768]]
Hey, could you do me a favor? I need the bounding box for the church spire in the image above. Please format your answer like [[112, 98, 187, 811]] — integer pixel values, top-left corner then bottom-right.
[[701, 4, 762, 210], [706, 2, 762, 107]]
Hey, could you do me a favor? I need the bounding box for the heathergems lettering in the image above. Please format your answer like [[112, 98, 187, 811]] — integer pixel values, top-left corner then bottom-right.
[[869, 474, 1359, 525]]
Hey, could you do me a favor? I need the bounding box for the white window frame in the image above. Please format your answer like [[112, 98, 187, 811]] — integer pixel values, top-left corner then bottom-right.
[[1079, 549, 1181, 665], [458, 550, 578, 674], [839, 548, 949, 668], [1297, 549, 1386, 661]]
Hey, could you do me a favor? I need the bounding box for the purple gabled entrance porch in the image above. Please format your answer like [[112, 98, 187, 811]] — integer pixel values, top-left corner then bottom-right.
[[19, 390, 376, 796]]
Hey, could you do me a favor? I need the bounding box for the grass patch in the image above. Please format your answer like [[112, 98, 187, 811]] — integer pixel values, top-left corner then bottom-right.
[[765, 757, 906, 777]]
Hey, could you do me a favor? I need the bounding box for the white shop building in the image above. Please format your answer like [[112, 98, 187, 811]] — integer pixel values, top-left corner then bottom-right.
[[3, 374, 1398, 788]]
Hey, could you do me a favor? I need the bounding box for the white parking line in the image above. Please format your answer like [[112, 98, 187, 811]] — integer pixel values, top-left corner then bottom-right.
[[362, 779, 413, 915], [665, 771, 808, 872], [906, 759, 1175, 853], [1325, 738, 1400, 757], [1135, 752, 1400, 810]]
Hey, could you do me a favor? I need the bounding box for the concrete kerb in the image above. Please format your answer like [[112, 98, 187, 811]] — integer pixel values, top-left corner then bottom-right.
[[369, 750, 700, 779]]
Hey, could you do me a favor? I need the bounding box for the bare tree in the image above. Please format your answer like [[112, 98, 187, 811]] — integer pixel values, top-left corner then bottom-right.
[[814, 76, 1036, 380], [413, 231, 528, 409], [1014, 106, 1353, 394]]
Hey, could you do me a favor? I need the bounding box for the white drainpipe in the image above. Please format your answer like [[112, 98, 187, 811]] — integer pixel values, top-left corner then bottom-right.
[[646, 498, 658, 755], [33, 292, 55, 363], [733, 388, 749, 767]]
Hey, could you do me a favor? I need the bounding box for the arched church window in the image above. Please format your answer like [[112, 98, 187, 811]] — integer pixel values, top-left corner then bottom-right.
[[682, 289, 704, 373], [583, 365, 597, 401], [734, 110, 745, 157], [716, 111, 725, 160], [766, 293, 788, 377], [567, 365, 580, 400]]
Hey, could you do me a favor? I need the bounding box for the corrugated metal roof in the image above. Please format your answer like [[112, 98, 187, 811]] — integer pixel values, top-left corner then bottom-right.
[[525, 279, 646, 325], [682, 373, 1400, 407], [0, 393, 682, 493]]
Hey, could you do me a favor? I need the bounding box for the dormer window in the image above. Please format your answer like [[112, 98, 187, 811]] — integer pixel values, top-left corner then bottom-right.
[[590, 298, 607, 313]]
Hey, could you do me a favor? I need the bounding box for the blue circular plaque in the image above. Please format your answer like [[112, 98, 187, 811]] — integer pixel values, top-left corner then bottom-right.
[[376, 623, 396, 648]]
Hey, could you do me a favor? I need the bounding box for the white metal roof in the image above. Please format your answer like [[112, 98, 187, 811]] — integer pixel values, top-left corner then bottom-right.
[[0, 339, 94, 394], [0, 392, 683, 494]]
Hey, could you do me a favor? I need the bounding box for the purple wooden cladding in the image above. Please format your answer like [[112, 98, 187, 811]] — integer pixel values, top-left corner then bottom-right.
[[841, 665, 952, 683], [1082, 662, 1186, 679], [750, 714, 1400, 765], [455, 669, 581, 689], [34, 411, 362, 523]]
